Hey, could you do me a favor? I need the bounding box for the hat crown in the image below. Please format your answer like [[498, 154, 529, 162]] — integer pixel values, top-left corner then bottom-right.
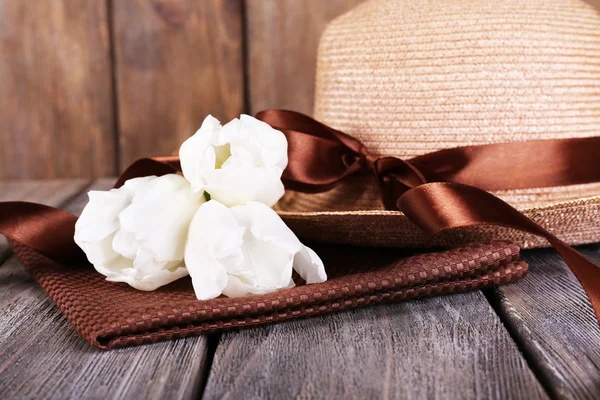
[[314, 0, 600, 158]]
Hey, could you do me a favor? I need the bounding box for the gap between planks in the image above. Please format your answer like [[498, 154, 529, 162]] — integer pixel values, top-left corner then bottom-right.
[[485, 246, 600, 399], [202, 289, 548, 398]]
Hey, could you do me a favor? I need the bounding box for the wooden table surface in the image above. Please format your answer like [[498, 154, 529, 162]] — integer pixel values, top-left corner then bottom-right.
[[1, 180, 599, 399]]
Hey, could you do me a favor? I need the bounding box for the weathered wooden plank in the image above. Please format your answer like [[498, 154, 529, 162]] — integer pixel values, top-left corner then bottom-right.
[[246, 0, 365, 115], [0, 1, 116, 178], [203, 292, 548, 399], [113, 0, 244, 168], [0, 179, 89, 259], [0, 179, 210, 399], [487, 246, 600, 399], [0, 179, 89, 203]]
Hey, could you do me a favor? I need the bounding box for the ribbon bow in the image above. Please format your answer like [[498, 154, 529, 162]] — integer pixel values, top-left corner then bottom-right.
[[1, 109, 600, 327], [255, 109, 600, 326]]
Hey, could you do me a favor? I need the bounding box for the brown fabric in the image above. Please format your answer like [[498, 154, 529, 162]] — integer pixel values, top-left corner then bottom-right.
[[9, 239, 526, 350]]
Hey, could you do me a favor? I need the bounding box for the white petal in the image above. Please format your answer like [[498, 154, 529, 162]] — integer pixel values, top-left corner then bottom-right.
[[213, 143, 231, 167], [92, 247, 135, 279], [233, 202, 302, 254], [240, 225, 294, 289], [179, 114, 221, 193], [221, 274, 254, 298], [185, 200, 326, 299], [294, 245, 327, 284], [122, 176, 157, 191], [223, 144, 255, 168], [185, 201, 238, 300], [179, 114, 288, 206], [188, 255, 229, 300], [229, 202, 299, 289], [239, 114, 288, 169], [77, 233, 125, 271], [222, 274, 295, 298], [234, 202, 326, 286], [204, 166, 285, 207], [75, 187, 135, 243], [74, 174, 196, 292], [133, 246, 175, 273], [111, 229, 139, 260], [218, 117, 241, 145], [134, 265, 189, 291], [106, 262, 189, 291], [118, 174, 204, 263], [74, 177, 156, 270]]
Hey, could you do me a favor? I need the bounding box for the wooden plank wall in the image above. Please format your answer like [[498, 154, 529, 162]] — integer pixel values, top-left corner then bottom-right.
[[0, 1, 115, 179], [246, 0, 364, 115], [0, 0, 363, 179]]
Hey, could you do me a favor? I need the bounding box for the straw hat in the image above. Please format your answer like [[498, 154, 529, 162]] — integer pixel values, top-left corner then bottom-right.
[[275, 0, 600, 249]]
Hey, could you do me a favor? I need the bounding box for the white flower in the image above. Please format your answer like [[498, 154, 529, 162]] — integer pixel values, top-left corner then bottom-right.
[[179, 114, 288, 207], [184, 200, 326, 300], [74, 174, 205, 291]]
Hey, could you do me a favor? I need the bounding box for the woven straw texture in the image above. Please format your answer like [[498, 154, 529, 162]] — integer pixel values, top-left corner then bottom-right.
[[12, 240, 526, 349], [276, 0, 600, 248]]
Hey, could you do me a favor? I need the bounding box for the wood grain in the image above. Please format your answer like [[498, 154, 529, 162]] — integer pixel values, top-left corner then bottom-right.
[[246, 0, 365, 115], [113, 0, 245, 168], [487, 246, 600, 399], [0, 1, 116, 179], [203, 292, 547, 399], [0, 179, 210, 399]]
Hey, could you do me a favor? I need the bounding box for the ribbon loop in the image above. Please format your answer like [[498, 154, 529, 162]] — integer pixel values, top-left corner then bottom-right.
[[257, 109, 367, 193], [255, 109, 600, 327]]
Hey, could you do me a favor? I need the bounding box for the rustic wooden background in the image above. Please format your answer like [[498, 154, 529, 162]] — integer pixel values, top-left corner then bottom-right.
[[0, 0, 364, 179]]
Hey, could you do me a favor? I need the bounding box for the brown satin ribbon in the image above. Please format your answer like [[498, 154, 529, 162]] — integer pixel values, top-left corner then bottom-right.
[[0, 202, 82, 264], [255, 109, 600, 326], [1, 109, 600, 327]]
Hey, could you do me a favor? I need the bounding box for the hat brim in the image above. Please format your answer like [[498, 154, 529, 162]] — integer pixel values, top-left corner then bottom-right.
[[276, 176, 600, 249]]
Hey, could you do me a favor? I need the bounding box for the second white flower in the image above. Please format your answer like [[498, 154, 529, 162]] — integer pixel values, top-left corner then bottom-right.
[[184, 200, 327, 300]]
